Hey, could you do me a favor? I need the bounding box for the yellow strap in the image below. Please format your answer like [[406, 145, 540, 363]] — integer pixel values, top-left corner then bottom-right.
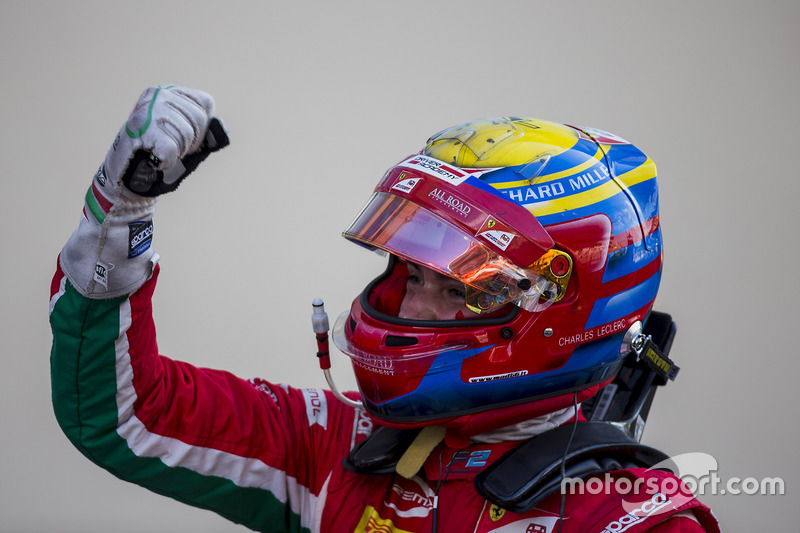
[[395, 426, 446, 479]]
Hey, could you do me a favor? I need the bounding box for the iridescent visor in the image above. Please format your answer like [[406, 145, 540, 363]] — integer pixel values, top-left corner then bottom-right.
[[343, 192, 558, 313]]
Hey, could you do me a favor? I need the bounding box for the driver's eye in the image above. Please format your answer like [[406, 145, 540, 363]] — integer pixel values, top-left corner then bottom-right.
[[406, 272, 422, 286], [448, 287, 466, 300]]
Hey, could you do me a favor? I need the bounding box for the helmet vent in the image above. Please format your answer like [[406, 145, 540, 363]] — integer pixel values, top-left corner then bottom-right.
[[385, 335, 419, 347]]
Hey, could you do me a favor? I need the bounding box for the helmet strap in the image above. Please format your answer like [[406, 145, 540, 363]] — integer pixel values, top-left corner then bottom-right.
[[395, 425, 446, 479]]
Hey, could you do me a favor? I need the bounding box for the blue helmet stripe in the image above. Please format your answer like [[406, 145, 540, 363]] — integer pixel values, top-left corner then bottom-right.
[[585, 270, 662, 329], [603, 228, 662, 283]]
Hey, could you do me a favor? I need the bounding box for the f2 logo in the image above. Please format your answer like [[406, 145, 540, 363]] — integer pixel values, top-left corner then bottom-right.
[[465, 450, 490, 468]]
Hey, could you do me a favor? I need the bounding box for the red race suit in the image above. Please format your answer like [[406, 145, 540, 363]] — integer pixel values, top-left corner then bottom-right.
[[50, 264, 720, 533]]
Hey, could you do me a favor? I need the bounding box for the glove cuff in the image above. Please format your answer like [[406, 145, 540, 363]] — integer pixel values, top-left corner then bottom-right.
[[60, 182, 159, 299]]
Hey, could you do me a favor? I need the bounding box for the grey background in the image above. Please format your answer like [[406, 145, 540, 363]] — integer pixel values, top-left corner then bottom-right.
[[2, 1, 797, 531]]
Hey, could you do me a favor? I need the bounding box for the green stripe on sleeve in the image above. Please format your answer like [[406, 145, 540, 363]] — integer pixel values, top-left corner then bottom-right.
[[84, 186, 106, 223], [49, 281, 309, 532]]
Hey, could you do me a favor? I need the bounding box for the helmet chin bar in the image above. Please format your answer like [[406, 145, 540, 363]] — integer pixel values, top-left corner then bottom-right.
[[312, 298, 364, 409]]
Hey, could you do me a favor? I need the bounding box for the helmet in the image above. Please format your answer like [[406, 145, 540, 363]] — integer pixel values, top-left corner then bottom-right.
[[334, 117, 662, 436]]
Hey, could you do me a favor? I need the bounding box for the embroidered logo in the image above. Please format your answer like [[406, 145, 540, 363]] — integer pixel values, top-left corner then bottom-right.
[[302, 388, 328, 429], [601, 493, 672, 532], [355, 505, 415, 533], [490, 504, 505, 521], [250, 379, 280, 406], [384, 477, 435, 519], [95, 164, 107, 186], [127, 220, 153, 258]]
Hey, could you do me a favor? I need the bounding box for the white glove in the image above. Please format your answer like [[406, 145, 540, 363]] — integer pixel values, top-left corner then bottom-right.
[[60, 85, 229, 299]]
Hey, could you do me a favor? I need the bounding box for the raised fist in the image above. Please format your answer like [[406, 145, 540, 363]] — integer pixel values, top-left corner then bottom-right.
[[105, 85, 229, 198]]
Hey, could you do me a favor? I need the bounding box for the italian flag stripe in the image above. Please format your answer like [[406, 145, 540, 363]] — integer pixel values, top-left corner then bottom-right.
[[50, 277, 314, 532], [92, 181, 114, 213], [84, 186, 106, 223]]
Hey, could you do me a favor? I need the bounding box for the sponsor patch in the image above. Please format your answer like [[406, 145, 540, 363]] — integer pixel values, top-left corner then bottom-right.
[[250, 378, 280, 406], [386, 478, 435, 518], [398, 155, 470, 185], [603, 493, 672, 532], [391, 173, 421, 194], [93, 261, 111, 288], [355, 505, 415, 533], [489, 504, 505, 522], [477, 217, 517, 251], [95, 164, 107, 186], [302, 388, 328, 429], [428, 187, 472, 218], [355, 409, 374, 436], [128, 220, 154, 258]]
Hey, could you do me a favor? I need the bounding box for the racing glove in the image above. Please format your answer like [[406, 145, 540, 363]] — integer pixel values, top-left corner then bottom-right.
[[59, 85, 229, 299]]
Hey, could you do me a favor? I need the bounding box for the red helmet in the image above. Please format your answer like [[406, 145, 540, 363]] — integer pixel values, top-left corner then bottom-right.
[[333, 117, 662, 437]]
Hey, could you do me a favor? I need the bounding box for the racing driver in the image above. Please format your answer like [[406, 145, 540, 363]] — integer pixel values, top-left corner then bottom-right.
[[49, 85, 720, 532]]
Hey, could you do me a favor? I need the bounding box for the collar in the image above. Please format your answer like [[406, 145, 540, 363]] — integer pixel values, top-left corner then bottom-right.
[[470, 404, 580, 443]]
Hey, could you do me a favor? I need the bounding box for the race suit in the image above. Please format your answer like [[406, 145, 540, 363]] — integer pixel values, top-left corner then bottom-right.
[[50, 263, 720, 533]]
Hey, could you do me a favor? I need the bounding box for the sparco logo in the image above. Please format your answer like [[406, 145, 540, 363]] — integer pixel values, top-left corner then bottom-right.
[[600, 493, 671, 532], [127, 220, 154, 258]]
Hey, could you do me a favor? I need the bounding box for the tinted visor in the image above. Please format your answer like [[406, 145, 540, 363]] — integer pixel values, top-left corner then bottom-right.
[[343, 192, 557, 313]]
